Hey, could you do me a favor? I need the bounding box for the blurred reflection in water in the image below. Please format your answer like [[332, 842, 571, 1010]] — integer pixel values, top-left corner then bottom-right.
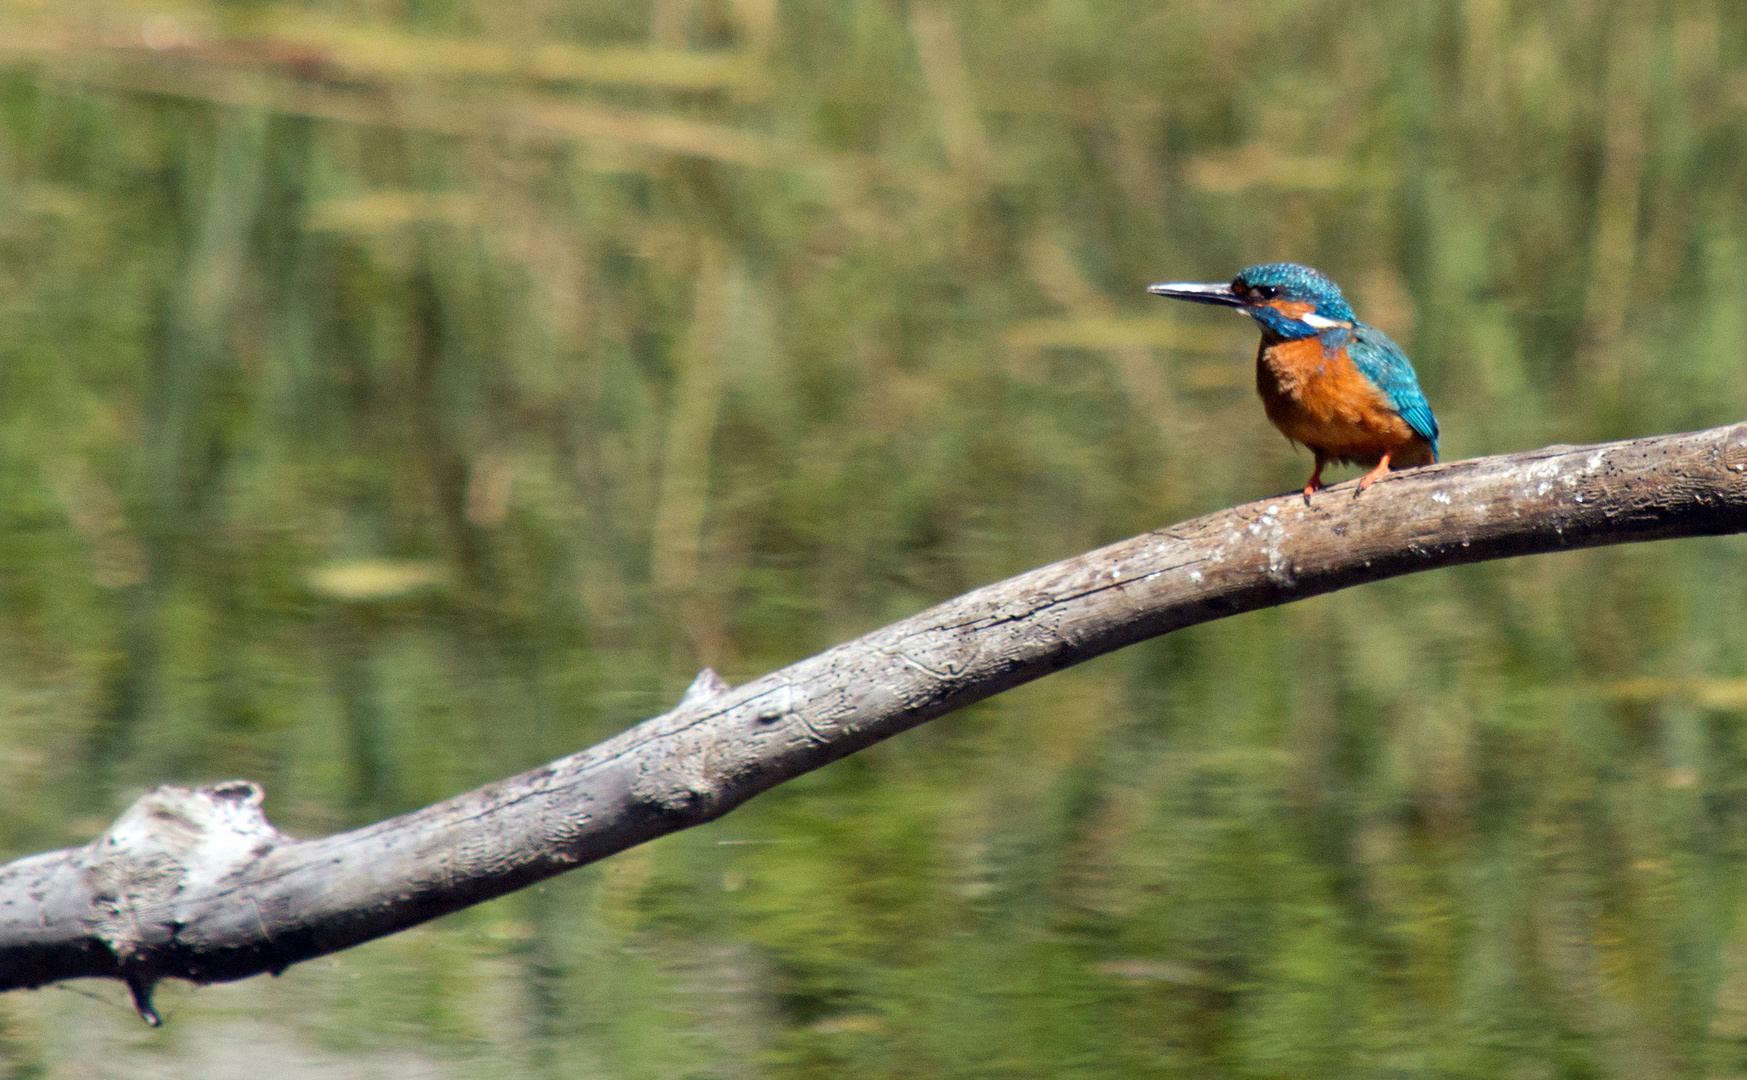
[[2, 2, 1747, 1077]]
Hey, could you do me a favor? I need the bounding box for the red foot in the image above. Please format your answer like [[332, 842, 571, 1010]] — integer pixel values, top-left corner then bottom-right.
[[1355, 452, 1393, 497], [1302, 459, 1328, 506]]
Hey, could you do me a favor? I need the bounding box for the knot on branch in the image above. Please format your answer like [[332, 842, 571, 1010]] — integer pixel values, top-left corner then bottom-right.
[[679, 667, 732, 707], [630, 669, 735, 818], [80, 781, 289, 962]]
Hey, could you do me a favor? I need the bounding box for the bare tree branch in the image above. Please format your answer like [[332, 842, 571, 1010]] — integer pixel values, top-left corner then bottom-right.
[[5, 423, 1747, 1022]]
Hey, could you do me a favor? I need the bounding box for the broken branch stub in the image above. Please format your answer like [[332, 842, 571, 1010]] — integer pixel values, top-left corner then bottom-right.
[[3, 422, 1746, 1021]]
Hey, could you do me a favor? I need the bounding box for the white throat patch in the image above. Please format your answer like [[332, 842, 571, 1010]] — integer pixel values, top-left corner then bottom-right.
[[1300, 312, 1350, 330]]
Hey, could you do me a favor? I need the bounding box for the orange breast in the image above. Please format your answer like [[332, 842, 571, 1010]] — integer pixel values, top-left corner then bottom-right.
[[1256, 338, 1433, 467]]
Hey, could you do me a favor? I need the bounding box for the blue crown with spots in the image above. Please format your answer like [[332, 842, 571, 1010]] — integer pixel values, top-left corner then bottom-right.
[[1234, 263, 1356, 323]]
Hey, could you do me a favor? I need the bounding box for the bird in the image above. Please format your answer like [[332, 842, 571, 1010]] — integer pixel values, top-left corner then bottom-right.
[[1147, 262, 1439, 505]]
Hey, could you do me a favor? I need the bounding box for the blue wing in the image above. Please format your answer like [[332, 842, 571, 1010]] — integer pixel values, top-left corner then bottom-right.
[[1344, 325, 1439, 457]]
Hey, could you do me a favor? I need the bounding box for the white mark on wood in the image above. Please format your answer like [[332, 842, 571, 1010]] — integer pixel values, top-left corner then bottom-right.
[[1243, 511, 1294, 588], [1267, 549, 1293, 586], [1431, 491, 1451, 505]]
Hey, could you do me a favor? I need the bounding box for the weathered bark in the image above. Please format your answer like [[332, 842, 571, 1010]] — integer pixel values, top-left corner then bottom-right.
[[5, 423, 1747, 1022]]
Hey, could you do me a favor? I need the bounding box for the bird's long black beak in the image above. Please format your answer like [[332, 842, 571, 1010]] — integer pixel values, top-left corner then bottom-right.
[[1146, 281, 1245, 307]]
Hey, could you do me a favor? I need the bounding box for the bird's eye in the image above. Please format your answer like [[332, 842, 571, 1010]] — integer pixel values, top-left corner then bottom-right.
[[1253, 285, 1279, 300]]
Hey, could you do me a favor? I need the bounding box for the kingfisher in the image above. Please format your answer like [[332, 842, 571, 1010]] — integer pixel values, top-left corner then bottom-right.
[[1148, 262, 1439, 504]]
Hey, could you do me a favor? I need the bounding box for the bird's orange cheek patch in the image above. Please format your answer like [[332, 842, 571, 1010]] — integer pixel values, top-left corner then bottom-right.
[[1264, 299, 1316, 319]]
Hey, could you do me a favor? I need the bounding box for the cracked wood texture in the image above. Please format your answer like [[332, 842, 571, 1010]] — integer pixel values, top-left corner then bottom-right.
[[5, 422, 1747, 1019]]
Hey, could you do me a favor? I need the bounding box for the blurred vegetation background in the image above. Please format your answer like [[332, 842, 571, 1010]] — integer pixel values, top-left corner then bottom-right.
[[1, 0, 1747, 1076]]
